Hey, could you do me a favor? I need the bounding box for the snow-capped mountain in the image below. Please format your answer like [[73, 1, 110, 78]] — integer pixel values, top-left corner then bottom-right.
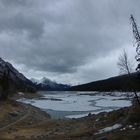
[[0, 58, 36, 92], [0, 57, 70, 92], [31, 77, 70, 91], [30, 78, 40, 84]]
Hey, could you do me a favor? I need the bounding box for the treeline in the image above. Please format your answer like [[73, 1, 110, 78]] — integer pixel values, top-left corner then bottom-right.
[[0, 68, 36, 101], [0, 68, 10, 100]]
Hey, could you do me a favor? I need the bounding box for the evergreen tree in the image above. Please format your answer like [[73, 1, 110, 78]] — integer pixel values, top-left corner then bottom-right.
[[0, 67, 10, 100]]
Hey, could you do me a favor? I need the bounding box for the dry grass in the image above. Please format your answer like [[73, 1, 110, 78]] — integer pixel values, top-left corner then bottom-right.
[[0, 100, 140, 140]]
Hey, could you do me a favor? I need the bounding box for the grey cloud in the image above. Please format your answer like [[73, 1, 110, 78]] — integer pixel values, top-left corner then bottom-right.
[[0, 0, 45, 39], [0, 0, 140, 84], [0, 0, 28, 6]]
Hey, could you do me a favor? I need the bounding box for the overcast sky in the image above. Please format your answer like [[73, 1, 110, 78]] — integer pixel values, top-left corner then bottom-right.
[[0, 0, 140, 85]]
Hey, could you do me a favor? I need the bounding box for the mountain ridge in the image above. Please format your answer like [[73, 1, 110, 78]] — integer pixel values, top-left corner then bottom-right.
[[70, 72, 140, 91], [0, 58, 36, 93], [31, 77, 70, 91]]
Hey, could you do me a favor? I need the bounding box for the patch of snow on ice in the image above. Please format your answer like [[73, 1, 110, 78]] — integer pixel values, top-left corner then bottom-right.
[[20, 94, 100, 111], [65, 109, 114, 119], [95, 98, 131, 107], [65, 113, 90, 119]]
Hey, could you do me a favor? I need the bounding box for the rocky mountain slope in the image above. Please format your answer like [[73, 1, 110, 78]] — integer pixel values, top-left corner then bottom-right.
[[0, 58, 36, 93]]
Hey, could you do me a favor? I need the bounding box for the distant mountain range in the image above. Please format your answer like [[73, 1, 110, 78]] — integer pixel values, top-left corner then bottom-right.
[[31, 77, 70, 91], [0, 58, 70, 92], [70, 72, 140, 91], [1, 57, 140, 93]]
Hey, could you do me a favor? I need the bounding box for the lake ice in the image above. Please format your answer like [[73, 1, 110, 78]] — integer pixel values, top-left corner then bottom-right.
[[18, 91, 132, 119]]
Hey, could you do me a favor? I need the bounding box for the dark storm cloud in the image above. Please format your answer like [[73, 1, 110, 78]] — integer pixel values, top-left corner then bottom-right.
[[0, 0, 140, 83], [0, 0, 45, 38]]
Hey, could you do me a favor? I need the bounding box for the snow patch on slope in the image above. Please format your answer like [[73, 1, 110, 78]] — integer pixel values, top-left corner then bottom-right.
[[95, 124, 122, 134]]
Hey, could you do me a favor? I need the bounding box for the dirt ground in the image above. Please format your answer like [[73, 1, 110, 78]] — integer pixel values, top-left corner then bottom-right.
[[0, 99, 140, 140]]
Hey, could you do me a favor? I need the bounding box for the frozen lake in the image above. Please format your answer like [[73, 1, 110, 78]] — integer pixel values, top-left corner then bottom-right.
[[18, 91, 132, 119]]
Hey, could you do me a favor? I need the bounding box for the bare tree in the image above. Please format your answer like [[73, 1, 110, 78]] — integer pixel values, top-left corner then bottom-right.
[[117, 50, 133, 75], [117, 50, 140, 106]]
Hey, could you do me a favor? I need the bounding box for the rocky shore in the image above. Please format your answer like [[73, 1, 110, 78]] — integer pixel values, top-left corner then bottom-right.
[[0, 96, 140, 140]]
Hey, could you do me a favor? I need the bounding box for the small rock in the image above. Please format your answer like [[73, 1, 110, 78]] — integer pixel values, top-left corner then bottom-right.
[[128, 125, 133, 128], [9, 111, 19, 117], [88, 113, 92, 117]]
